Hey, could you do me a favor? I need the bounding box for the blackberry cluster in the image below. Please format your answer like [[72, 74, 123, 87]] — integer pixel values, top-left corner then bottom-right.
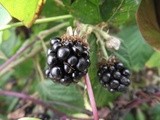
[[45, 37, 90, 85], [98, 59, 131, 92]]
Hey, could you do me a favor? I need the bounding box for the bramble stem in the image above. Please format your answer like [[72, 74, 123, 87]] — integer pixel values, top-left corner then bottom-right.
[[0, 90, 92, 120], [0, 22, 69, 76], [84, 73, 99, 120], [0, 15, 72, 31], [95, 32, 109, 60], [0, 90, 65, 116]]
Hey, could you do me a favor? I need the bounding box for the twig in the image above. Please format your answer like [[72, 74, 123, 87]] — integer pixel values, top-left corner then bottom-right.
[[0, 15, 72, 31], [84, 73, 99, 120], [0, 90, 92, 120], [0, 22, 69, 75], [0, 39, 37, 72], [0, 43, 45, 76], [0, 90, 65, 116], [123, 92, 160, 109]]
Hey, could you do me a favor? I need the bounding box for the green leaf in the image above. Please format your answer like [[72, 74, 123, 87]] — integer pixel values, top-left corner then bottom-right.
[[88, 34, 119, 107], [15, 59, 34, 78], [0, 0, 46, 27], [149, 104, 160, 120], [68, 0, 102, 24], [124, 113, 135, 120], [136, 109, 145, 120], [137, 0, 160, 50], [0, 4, 12, 28], [41, 0, 68, 17], [62, 0, 135, 25], [37, 80, 85, 114], [99, 0, 121, 21], [146, 51, 160, 67], [108, 0, 138, 25], [114, 26, 154, 71], [0, 29, 21, 57]]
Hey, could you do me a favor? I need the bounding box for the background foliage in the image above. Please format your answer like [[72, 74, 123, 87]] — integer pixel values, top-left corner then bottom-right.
[[0, 0, 160, 119]]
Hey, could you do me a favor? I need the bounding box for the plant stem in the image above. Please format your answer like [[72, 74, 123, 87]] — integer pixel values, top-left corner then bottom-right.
[[99, 39, 109, 60], [0, 90, 65, 116], [95, 32, 109, 60], [0, 43, 44, 76], [0, 22, 69, 75], [84, 73, 99, 120], [0, 15, 72, 31], [0, 90, 91, 120]]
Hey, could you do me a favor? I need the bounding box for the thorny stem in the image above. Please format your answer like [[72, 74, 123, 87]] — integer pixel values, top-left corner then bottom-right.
[[0, 22, 69, 76], [0, 90, 91, 120], [0, 15, 72, 31], [84, 73, 99, 120]]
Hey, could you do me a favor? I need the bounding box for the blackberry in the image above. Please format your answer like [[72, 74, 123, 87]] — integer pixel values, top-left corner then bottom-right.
[[97, 57, 131, 92], [37, 113, 50, 120], [45, 36, 90, 85]]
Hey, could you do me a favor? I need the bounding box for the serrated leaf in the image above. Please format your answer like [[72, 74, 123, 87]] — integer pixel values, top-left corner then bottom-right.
[[108, 0, 138, 25], [0, 4, 12, 28], [37, 80, 85, 114], [136, 0, 160, 50], [99, 0, 121, 21], [0, 0, 46, 27], [62, 0, 134, 25], [69, 0, 102, 24], [114, 26, 154, 71], [88, 34, 119, 107], [146, 51, 160, 67]]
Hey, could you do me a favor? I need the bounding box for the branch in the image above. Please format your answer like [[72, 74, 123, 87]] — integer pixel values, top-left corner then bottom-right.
[[123, 92, 160, 109], [0, 90, 65, 116], [0, 90, 92, 120], [0, 15, 72, 31], [0, 22, 69, 75], [84, 73, 99, 120]]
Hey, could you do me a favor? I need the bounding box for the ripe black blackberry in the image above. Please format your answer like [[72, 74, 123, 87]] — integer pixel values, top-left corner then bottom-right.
[[97, 57, 131, 92], [45, 35, 90, 85]]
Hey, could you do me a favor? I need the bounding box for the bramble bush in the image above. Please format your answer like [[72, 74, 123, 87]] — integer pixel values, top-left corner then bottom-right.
[[0, 0, 160, 120]]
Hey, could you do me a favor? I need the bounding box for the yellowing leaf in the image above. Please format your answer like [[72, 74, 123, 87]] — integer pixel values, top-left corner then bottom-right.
[[146, 51, 160, 68], [0, 0, 46, 27], [136, 0, 160, 50]]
